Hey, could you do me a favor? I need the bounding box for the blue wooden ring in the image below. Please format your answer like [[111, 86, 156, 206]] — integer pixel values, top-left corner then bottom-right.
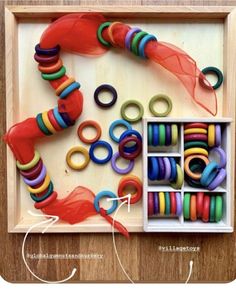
[[200, 161, 219, 187], [35, 43, 60, 56], [169, 157, 177, 181], [109, 119, 132, 143], [153, 124, 159, 146], [94, 190, 118, 215], [89, 141, 113, 164], [53, 107, 68, 129], [148, 157, 159, 180], [59, 82, 81, 99], [139, 34, 157, 58]]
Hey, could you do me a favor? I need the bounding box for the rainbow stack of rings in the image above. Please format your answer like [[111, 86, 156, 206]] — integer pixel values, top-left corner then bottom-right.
[[183, 192, 223, 222], [184, 123, 226, 190], [34, 44, 81, 134], [148, 123, 178, 146], [118, 175, 142, 204], [148, 157, 183, 189], [148, 192, 182, 217], [97, 22, 157, 59], [16, 150, 57, 209]]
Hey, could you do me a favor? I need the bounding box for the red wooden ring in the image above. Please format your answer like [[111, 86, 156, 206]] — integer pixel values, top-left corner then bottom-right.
[[119, 136, 142, 160], [184, 123, 208, 130], [202, 195, 210, 222], [148, 192, 154, 216], [170, 192, 177, 215], [47, 109, 63, 131], [77, 120, 102, 144], [196, 192, 204, 218], [38, 58, 63, 74], [20, 159, 43, 179], [184, 134, 208, 142], [34, 191, 58, 209], [118, 178, 142, 204]]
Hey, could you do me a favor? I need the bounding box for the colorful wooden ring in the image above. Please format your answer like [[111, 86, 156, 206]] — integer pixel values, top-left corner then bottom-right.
[[97, 22, 112, 47], [36, 113, 53, 135], [27, 173, 51, 194], [125, 27, 142, 50], [119, 136, 142, 160], [118, 176, 142, 204], [190, 194, 197, 221], [131, 31, 148, 55], [215, 195, 223, 222], [148, 192, 154, 216], [111, 152, 134, 175], [209, 147, 226, 168], [41, 66, 66, 80], [94, 84, 118, 108], [208, 124, 215, 147], [200, 161, 219, 187], [30, 181, 54, 202], [17, 151, 41, 171], [94, 191, 118, 215], [47, 109, 63, 131], [59, 82, 81, 99], [184, 193, 191, 219], [34, 191, 58, 209], [207, 168, 226, 190], [153, 192, 159, 215], [159, 192, 165, 215], [200, 66, 223, 90], [139, 34, 157, 58], [176, 192, 182, 216], [184, 147, 209, 158], [210, 195, 216, 222], [38, 58, 63, 74], [66, 146, 90, 170], [78, 120, 102, 144], [109, 119, 132, 143], [171, 124, 178, 145], [35, 43, 60, 56], [184, 133, 208, 142], [34, 53, 59, 64], [158, 124, 166, 146], [170, 164, 184, 189], [148, 124, 153, 146], [89, 141, 113, 164], [184, 128, 207, 135], [202, 195, 210, 222], [164, 192, 171, 215], [170, 192, 177, 215], [55, 77, 75, 96], [20, 159, 43, 179], [42, 111, 57, 134], [121, 100, 144, 123], [184, 123, 208, 130], [184, 141, 208, 150], [215, 124, 221, 146], [196, 192, 204, 218], [149, 94, 172, 117], [184, 155, 209, 180], [148, 157, 159, 180]]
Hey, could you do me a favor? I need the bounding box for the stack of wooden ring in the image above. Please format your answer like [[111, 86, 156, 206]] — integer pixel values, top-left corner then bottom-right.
[[17, 150, 57, 209], [148, 192, 182, 217], [184, 192, 223, 222], [118, 175, 142, 204], [34, 44, 80, 135], [118, 129, 142, 161], [184, 123, 226, 190], [148, 123, 178, 146], [148, 157, 183, 189]]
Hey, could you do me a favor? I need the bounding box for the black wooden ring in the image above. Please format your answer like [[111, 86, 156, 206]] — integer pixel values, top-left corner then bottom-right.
[[94, 84, 118, 108], [199, 66, 223, 90]]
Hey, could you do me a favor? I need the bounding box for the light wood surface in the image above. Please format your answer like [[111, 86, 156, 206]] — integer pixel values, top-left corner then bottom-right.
[[1, 0, 236, 283]]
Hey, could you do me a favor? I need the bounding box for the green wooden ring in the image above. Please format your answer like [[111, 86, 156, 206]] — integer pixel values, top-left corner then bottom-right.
[[120, 100, 144, 123], [159, 124, 166, 146], [149, 94, 172, 117], [210, 195, 216, 222], [36, 113, 52, 136], [201, 66, 223, 90], [164, 192, 171, 215], [97, 22, 111, 47], [30, 181, 54, 202], [41, 66, 66, 80], [148, 124, 153, 146], [16, 150, 40, 171], [215, 195, 223, 222], [184, 141, 208, 150], [131, 31, 148, 56], [184, 193, 191, 219]]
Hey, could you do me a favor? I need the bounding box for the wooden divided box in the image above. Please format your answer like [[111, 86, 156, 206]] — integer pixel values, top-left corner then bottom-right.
[[5, 6, 235, 233]]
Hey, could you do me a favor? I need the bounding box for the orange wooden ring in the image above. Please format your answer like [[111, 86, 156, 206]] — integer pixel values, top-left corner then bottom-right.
[[119, 175, 142, 186], [118, 175, 142, 204], [107, 22, 123, 46], [55, 77, 75, 96], [190, 195, 197, 221], [184, 154, 209, 180], [38, 58, 63, 74], [77, 120, 102, 144]]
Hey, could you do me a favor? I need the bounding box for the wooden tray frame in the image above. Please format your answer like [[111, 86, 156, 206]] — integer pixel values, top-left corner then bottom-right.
[[5, 5, 236, 233]]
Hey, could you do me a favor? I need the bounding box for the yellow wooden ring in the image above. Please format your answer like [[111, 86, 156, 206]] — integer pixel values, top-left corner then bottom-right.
[[66, 146, 90, 170], [159, 192, 165, 214], [170, 164, 184, 189], [27, 173, 51, 194], [55, 77, 75, 96], [42, 111, 57, 134], [184, 147, 209, 158], [184, 128, 207, 135], [16, 150, 40, 171], [208, 124, 215, 147], [107, 21, 122, 45], [171, 124, 178, 145]]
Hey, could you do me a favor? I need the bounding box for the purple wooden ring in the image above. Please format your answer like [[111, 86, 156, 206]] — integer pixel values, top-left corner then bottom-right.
[[34, 53, 59, 64], [157, 157, 165, 180], [210, 147, 226, 168], [35, 43, 60, 56], [215, 124, 221, 146], [59, 112, 75, 126], [111, 152, 134, 174], [20, 159, 43, 179], [163, 157, 171, 180], [207, 168, 226, 190], [165, 124, 171, 146], [125, 28, 142, 50], [23, 164, 46, 187], [153, 192, 159, 215], [175, 192, 182, 216]]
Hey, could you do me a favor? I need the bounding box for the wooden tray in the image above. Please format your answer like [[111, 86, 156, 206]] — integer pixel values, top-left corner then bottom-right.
[[5, 6, 236, 233]]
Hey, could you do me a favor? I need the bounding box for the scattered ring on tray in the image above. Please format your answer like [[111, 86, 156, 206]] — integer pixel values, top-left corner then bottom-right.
[[120, 100, 144, 123], [109, 119, 132, 143], [149, 94, 172, 117], [94, 84, 118, 108], [118, 175, 142, 204], [199, 66, 223, 90], [94, 190, 118, 215], [89, 140, 113, 164], [66, 146, 90, 170], [77, 120, 102, 144]]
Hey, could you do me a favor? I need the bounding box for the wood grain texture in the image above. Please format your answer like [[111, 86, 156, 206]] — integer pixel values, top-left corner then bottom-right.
[[0, 0, 236, 283]]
